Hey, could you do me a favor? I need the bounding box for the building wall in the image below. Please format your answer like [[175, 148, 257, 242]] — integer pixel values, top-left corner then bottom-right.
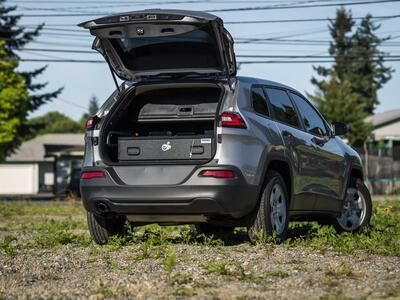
[[0, 164, 39, 194]]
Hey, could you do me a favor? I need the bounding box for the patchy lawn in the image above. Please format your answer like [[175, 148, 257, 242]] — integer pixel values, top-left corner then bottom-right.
[[0, 200, 399, 299]]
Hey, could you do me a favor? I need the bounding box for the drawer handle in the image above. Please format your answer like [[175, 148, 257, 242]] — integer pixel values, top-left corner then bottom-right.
[[127, 147, 140, 156]]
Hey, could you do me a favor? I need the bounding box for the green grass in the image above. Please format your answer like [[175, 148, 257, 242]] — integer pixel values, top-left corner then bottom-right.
[[0, 201, 83, 218], [163, 247, 177, 272], [0, 235, 18, 256], [284, 201, 400, 256], [0, 200, 399, 257]]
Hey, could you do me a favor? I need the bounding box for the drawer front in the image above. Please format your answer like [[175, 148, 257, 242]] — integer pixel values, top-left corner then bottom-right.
[[118, 138, 213, 161]]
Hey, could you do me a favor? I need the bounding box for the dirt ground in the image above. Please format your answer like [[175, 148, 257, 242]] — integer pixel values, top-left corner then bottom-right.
[[0, 201, 399, 299]]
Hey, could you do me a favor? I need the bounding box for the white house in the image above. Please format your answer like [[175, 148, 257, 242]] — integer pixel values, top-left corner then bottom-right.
[[0, 134, 84, 196]]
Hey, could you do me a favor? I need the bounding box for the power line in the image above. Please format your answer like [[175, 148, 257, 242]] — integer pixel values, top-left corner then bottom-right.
[[17, 13, 399, 28], [11, 0, 400, 17], [58, 97, 88, 110], [17, 58, 400, 64], [225, 14, 400, 24], [20, 58, 105, 63], [16, 49, 400, 58], [208, 0, 400, 12]]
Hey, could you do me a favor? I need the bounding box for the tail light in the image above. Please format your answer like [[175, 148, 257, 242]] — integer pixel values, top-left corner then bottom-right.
[[85, 115, 98, 130], [81, 171, 105, 180], [219, 112, 246, 128], [199, 170, 235, 179]]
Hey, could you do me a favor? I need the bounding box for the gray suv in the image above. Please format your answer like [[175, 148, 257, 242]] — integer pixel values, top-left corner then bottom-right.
[[80, 9, 372, 245]]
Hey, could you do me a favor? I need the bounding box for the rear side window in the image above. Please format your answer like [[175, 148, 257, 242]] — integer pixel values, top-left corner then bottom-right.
[[251, 88, 269, 117], [290, 93, 330, 137], [264, 88, 300, 128]]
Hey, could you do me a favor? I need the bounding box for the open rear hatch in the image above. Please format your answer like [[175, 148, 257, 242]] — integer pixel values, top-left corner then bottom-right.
[[99, 82, 224, 164], [79, 10, 234, 165], [79, 9, 236, 81]]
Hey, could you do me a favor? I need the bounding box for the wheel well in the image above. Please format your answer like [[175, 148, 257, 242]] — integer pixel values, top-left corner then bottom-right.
[[266, 160, 292, 201], [349, 168, 363, 187]]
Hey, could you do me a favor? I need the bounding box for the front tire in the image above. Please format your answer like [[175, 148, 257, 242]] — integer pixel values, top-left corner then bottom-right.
[[87, 212, 126, 245], [333, 178, 372, 233], [248, 170, 289, 243]]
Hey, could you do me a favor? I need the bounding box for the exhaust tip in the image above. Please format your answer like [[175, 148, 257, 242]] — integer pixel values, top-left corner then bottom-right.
[[96, 202, 109, 213]]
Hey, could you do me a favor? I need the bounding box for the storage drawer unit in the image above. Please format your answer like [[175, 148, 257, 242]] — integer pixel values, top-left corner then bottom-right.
[[118, 137, 213, 161]]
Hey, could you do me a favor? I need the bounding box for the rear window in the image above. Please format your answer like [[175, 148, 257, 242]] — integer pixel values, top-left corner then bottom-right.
[[251, 88, 269, 117], [110, 25, 221, 71], [264, 88, 300, 128]]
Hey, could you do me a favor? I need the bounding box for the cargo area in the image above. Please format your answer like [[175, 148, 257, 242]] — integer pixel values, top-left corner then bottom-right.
[[100, 83, 223, 163]]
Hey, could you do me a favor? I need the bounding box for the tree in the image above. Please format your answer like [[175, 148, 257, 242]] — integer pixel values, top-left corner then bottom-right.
[[27, 111, 82, 135], [350, 15, 393, 114], [309, 7, 393, 146], [312, 74, 372, 146], [311, 7, 354, 88], [0, 41, 29, 161], [0, 0, 63, 136], [80, 95, 99, 127]]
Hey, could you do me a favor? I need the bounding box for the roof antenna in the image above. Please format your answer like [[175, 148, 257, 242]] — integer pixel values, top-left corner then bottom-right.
[[100, 40, 121, 93]]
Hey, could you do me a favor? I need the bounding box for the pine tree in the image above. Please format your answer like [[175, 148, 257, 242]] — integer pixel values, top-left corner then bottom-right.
[[311, 7, 354, 88], [0, 41, 29, 161], [312, 74, 372, 146], [350, 14, 393, 114], [0, 0, 62, 115], [88, 95, 99, 116], [80, 95, 100, 127], [309, 7, 393, 146]]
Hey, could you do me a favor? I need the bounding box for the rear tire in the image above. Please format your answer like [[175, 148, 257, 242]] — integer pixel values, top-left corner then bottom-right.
[[87, 212, 126, 245], [333, 178, 372, 233], [247, 170, 289, 243]]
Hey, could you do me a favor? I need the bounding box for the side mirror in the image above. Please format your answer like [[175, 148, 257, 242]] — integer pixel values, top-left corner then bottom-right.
[[332, 122, 348, 136]]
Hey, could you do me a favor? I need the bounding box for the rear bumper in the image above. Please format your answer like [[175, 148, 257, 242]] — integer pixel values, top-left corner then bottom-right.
[[80, 166, 259, 219]]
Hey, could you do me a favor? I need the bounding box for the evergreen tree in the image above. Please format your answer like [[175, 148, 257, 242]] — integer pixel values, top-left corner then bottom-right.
[[0, 0, 62, 117], [312, 74, 372, 146], [0, 40, 29, 161], [80, 95, 100, 127], [309, 7, 393, 146], [88, 95, 99, 115], [350, 14, 393, 114], [311, 7, 354, 88]]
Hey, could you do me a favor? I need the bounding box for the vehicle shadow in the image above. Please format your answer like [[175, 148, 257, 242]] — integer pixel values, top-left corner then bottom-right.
[[135, 223, 322, 247]]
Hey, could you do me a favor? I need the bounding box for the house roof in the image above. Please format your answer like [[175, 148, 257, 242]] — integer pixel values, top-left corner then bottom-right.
[[373, 122, 400, 140], [365, 109, 400, 128], [6, 134, 84, 162]]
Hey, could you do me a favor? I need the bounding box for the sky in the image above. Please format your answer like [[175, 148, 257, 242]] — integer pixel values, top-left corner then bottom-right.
[[9, 0, 400, 121]]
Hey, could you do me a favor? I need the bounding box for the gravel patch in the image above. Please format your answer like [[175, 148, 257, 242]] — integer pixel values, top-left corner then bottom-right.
[[1, 239, 399, 299]]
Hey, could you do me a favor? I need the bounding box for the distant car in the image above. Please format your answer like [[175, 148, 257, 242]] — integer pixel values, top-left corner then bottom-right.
[[65, 168, 81, 198], [79, 9, 372, 245]]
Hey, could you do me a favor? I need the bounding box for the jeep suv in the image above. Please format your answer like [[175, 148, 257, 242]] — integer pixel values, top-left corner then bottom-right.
[[79, 9, 372, 245]]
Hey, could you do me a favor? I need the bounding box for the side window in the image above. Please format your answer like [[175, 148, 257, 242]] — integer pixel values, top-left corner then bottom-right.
[[264, 88, 300, 128], [251, 87, 269, 117], [290, 93, 329, 137]]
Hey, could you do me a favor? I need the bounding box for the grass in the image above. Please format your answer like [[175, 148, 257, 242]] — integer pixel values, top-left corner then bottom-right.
[[0, 199, 399, 257], [285, 200, 400, 257], [324, 263, 358, 280], [0, 235, 17, 256], [0, 201, 83, 218], [203, 260, 260, 282], [163, 247, 177, 272]]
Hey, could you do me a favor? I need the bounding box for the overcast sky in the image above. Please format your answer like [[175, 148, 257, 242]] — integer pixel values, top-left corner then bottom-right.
[[11, 0, 400, 120]]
